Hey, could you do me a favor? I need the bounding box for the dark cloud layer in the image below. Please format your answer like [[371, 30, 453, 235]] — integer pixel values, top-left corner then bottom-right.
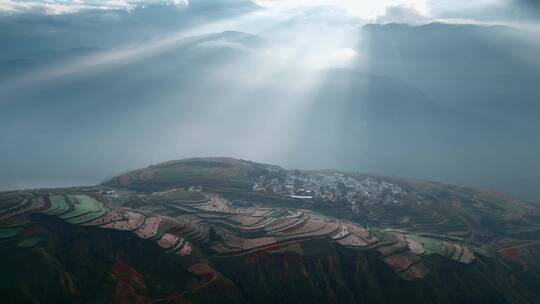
[[0, 0, 260, 59]]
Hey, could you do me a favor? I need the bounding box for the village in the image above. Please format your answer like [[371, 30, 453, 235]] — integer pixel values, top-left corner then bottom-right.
[[252, 170, 408, 210]]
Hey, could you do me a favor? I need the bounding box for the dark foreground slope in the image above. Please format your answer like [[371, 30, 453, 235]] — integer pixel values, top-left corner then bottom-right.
[[2, 158, 540, 303], [2, 218, 538, 304]]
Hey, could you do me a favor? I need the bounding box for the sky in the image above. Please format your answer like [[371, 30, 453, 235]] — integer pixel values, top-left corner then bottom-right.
[[0, 0, 540, 201], [0, 0, 539, 24]]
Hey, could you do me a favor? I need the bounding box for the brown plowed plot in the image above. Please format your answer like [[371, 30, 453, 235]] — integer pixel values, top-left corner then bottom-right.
[[407, 238, 425, 255], [228, 215, 266, 226], [192, 195, 232, 213], [459, 246, 475, 263], [278, 219, 326, 236], [220, 234, 244, 251], [442, 242, 456, 257], [273, 218, 306, 233], [157, 233, 180, 249], [264, 218, 303, 232], [280, 222, 340, 241], [218, 235, 279, 254], [337, 233, 370, 247], [188, 263, 214, 275], [178, 241, 192, 256], [243, 208, 273, 217], [378, 234, 407, 256], [331, 225, 350, 240], [285, 210, 303, 218], [82, 210, 124, 226], [383, 251, 421, 273], [349, 226, 370, 239], [210, 243, 231, 254], [400, 261, 430, 280], [167, 222, 196, 235], [135, 217, 162, 239], [451, 244, 463, 260], [242, 237, 278, 251], [236, 218, 277, 231], [203, 219, 244, 233], [100, 211, 145, 231]]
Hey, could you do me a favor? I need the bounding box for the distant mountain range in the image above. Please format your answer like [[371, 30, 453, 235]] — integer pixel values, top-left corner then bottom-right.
[[1, 22, 539, 201]]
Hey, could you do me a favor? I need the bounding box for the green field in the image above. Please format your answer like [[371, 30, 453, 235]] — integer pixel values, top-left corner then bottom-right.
[[0, 228, 22, 240], [66, 208, 109, 225], [0, 217, 30, 228], [44, 195, 71, 216], [408, 236, 448, 256], [16, 237, 43, 248], [151, 220, 178, 241], [59, 195, 106, 220]]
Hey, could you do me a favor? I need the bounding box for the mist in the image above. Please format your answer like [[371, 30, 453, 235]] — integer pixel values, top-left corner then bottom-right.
[[1, 0, 540, 202]]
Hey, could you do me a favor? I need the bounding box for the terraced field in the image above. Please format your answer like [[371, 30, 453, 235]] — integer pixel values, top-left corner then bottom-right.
[[2, 158, 540, 304], [105, 157, 277, 192]]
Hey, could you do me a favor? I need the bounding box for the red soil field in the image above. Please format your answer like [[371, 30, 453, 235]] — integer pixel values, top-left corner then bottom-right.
[[157, 233, 180, 249], [378, 234, 407, 256], [135, 217, 162, 239], [400, 261, 430, 280], [460, 246, 475, 263], [406, 238, 425, 255], [337, 233, 370, 247], [108, 260, 148, 304], [242, 237, 278, 250], [383, 251, 421, 273], [83, 210, 124, 226], [188, 263, 214, 276], [280, 219, 326, 235], [100, 211, 145, 231]]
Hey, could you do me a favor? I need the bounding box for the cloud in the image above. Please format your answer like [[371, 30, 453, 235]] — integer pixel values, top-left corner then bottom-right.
[[376, 4, 430, 24], [426, 0, 540, 23], [255, 0, 540, 25], [254, 0, 428, 21], [0, 0, 189, 15]]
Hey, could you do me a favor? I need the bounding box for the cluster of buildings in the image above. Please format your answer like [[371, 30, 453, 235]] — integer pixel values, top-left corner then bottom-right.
[[253, 171, 407, 210]]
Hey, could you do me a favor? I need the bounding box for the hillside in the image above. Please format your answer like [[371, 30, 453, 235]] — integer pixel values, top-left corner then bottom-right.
[[2, 157, 540, 303]]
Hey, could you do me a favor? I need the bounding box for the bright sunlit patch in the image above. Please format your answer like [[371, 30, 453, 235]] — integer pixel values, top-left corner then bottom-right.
[[329, 48, 358, 61]]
